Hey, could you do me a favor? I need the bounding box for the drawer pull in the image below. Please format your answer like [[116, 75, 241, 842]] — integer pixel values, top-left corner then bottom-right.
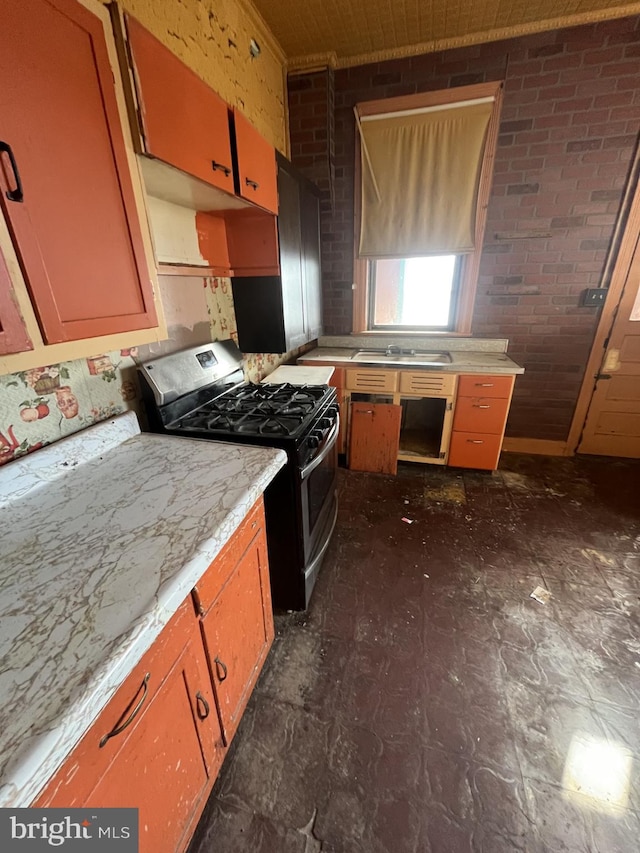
[[245, 177, 260, 191], [99, 673, 150, 747], [476, 383, 494, 387], [195, 691, 210, 720], [473, 405, 491, 409], [211, 160, 231, 177], [467, 439, 485, 444], [214, 656, 228, 682]]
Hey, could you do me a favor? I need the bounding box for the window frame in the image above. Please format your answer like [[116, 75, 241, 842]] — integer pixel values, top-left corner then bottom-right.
[[352, 81, 504, 336]]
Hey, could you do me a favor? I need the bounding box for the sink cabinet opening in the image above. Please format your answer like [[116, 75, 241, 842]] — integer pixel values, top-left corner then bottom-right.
[[399, 397, 449, 461]]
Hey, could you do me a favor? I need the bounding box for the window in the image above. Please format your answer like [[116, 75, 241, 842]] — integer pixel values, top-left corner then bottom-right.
[[353, 82, 503, 335], [369, 255, 461, 330]]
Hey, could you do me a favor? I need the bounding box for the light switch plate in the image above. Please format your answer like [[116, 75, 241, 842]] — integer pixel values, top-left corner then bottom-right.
[[582, 288, 607, 307]]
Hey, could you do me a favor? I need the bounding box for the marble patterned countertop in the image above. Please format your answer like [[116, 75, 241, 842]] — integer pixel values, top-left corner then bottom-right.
[[299, 345, 524, 375], [0, 412, 286, 807]]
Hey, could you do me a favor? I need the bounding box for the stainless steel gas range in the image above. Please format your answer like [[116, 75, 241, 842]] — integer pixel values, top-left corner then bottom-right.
[[137, 341, 339, 610]]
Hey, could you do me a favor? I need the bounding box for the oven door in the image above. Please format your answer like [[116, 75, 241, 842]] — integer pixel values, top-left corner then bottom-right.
[[299, 414, 339, 578]]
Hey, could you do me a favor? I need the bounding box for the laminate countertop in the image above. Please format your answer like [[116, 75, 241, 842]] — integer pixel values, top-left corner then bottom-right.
[[298, 347, 525, 374], [0, 412, 286, 807]]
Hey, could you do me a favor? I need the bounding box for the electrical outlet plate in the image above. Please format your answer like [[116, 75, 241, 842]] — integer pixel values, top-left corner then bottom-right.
[[582, 288, 607, 307]]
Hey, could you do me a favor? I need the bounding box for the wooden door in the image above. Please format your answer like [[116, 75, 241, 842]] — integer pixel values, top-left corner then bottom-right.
[[0, 241, 31, 354], [125, 16, 235, 196], [202, 529, 272, 743], [579, 236, 640, 457], [349, 401, 402, 474], [233, 108, 278, 214], [0, 0, 157, 344]]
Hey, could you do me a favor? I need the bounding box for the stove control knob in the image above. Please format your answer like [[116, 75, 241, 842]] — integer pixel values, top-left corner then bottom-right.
[[308, 435, 320, 449], [320, 417, 331, 430]]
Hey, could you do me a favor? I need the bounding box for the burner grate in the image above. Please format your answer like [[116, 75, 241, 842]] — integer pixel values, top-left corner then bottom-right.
[[174, 382, 331, 437]]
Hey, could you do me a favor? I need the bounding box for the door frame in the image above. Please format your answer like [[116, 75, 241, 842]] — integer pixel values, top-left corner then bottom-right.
[[566, 145, 640, 455]]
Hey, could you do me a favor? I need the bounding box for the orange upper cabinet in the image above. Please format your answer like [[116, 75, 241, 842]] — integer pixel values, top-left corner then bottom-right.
[[0, 0, 158, 345], [124, 16, 235, 196], [232, 108, 279, 214]]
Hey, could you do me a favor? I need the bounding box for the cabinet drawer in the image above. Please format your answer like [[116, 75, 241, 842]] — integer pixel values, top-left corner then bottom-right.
[[346, 369, 398, 393], [448, 431, 503, 471], [399, 371, 456, 396], [457, 374, 514, 399], [453, 396, 510, 435], [193, 498, 265, 615]]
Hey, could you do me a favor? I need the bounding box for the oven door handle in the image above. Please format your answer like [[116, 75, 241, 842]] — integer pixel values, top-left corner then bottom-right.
[[300, 413, 340, 480]]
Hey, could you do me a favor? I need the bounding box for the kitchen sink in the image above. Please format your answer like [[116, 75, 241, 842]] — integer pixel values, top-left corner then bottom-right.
[[351, 349, 451, 367]]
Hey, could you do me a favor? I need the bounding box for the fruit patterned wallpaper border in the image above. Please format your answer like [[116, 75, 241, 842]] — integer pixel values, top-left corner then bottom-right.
[[0, 350, 140, 466], [0, 277, 312, 466]]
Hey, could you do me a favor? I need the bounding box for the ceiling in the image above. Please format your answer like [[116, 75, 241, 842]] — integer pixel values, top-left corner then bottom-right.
[[251, 0, 640, 69]]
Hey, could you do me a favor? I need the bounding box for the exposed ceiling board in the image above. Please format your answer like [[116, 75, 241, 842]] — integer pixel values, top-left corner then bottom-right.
[[250, 0, 640, 68]]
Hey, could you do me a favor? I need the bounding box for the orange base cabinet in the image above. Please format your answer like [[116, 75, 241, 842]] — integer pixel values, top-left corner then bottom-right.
[[34, 499, 276, 853], [448, 374, 515, 470], [195, 498, 274, 745], [298, 361, 348, 454], [349, 401, 402, 474], [34, 601, 223, 853], [329, 367, 348, 455]]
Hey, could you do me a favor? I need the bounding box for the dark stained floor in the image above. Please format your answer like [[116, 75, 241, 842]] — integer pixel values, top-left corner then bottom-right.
[[189, 454, 640, 852]]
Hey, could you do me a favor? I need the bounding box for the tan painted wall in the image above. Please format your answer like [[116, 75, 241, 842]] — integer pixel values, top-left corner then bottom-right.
[[99, 0, 287, 151]]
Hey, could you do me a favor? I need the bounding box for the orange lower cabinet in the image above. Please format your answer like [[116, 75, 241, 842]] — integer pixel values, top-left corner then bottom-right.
[[34, 602, 223, 853], [448, 431, 503, 470], [349, 401, 402, 474], [200, 524, 274, 745]]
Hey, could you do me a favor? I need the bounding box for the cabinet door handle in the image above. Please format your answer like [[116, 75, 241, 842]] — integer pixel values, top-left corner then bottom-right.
[[192, 584, 205, 617], [245, 177, 260, 191], [467, 439, 485, 444], [473, 404, 491, 409], [0, 141, 24, 203], [214, 656, 228, 682], [99, 673, 150, 747], [211, 160, 231, 177], [195, 691, 210, 720]]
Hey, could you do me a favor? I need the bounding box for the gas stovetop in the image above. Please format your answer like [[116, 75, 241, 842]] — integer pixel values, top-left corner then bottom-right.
[[170, 382, 333, 439]]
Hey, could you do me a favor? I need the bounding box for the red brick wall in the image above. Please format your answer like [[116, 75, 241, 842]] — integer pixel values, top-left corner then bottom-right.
[[287, 16, 640, 442]]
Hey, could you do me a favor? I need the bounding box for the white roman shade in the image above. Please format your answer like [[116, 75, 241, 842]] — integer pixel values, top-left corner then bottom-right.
[[357, 99, 493, 258]]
